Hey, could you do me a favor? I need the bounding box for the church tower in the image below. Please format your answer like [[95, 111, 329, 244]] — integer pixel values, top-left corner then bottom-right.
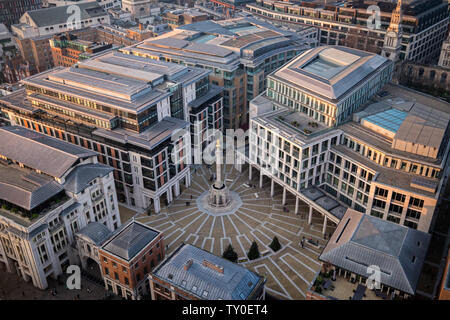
[[122, 0, 151, 19], [381, 0, 403, 61]]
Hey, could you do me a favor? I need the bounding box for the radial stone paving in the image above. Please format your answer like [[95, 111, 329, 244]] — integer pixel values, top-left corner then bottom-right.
[[134, 165, 336, 300]]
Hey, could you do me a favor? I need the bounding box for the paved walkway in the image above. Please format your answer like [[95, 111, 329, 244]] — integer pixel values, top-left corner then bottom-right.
[[0, 264, 120, 300], [133, 165, 336, 300]]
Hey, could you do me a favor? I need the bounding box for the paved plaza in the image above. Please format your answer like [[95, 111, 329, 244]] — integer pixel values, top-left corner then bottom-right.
[[132, 165, 336, 300]]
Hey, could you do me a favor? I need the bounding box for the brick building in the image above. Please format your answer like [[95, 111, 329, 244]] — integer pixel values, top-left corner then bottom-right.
[[2, 56, 37, 84], [50, 33, 113, 67], [99, 221, 164, 300]]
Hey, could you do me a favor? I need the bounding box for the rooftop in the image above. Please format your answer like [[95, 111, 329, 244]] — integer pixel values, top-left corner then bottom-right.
[[21, 51, 209, 114], [152, 243, 265, 300], [21, 2, 107, 28], [78, 222, 112, 246], [319, 209, 431, 295], [270, 46, 391, 101], [122, 16, 309, 70], [92, 116, 190, 151], [101, 221, 160, 261], [64, 163, 113, 194], [0, 162, 63, 212]]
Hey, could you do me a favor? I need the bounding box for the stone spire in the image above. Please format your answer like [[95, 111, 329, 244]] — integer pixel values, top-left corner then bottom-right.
[[388, 0, 403, 34], [381, 0, 403, 62], [214, 138, 222, 189]]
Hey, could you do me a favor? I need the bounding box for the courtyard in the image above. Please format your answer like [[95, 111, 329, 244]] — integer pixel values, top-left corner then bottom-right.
[[131, 165, 336, 300]]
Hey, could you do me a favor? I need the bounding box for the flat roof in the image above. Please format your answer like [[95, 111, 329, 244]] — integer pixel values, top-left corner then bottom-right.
[[22, 52, 208, 113], [122, 16, 307, 68], [270, 46, 391, 101], [93, 116, 190, 151]]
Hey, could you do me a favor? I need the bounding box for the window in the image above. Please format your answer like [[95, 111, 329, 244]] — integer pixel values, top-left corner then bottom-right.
[[114, 272, 119, 280], [409, 197, 424, 208], [392, 192, 405, 203], [406, 208, 421, 220], [372, 199, 386, 209], [387, 215, 400, 224], [404, 220, 418, 229], [375, 187, 388, 198], [124, 277, 129, 285], [389, 203, 403, 215]]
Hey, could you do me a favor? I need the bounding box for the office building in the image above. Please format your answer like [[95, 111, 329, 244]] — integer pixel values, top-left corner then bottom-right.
[[0, 0, 42, 28], [50, 32, 114, 67], [97, 220, 164, 300], [12, 2, 110, 73], [0, 51, 223, 212], [121, 17, 317, 129], [244, 46, 450, 233], [246, 0, 449, 64]]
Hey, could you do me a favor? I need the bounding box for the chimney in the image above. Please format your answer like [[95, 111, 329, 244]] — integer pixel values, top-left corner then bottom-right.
[[184, 259, 193, 271], [202, 260, 224, 274]]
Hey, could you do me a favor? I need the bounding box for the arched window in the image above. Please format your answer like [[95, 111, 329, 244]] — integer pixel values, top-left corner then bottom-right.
[[441, 73, 447, 84], [418, 68, 424, 77], [430, 70, 436, 81]]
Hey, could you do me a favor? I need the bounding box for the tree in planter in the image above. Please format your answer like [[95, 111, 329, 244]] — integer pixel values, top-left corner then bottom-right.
[[247, 241, 260, 260], [269, 236, 281, 252], [222, 244, 238, 263]]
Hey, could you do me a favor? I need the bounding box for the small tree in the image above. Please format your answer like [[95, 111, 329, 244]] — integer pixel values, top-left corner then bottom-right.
[[222, 244, 238, 263], [269, 236, 281, 252], [247, 241, 260, 260]]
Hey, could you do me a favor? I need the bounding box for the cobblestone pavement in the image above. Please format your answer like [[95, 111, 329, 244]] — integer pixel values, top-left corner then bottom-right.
[[134, 165, 336, 300]]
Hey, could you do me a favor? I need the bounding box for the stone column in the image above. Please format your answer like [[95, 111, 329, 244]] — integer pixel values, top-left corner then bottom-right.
[[259, 172, 263, 189], [282, 187, 286, 205], [322, 215, 328, 235], [308, 206, 313, 225], [295, 197, 299, 215], [174, 181, 180, 197], [167, 188, 173, 204], [249, 165, 253, 181], [270, 179, 275, 197], [186, 171, 191, 188], [154, 196, 161, 214]]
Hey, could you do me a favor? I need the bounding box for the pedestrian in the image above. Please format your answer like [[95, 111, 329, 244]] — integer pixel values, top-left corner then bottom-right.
[[22, 291, 25, 297]]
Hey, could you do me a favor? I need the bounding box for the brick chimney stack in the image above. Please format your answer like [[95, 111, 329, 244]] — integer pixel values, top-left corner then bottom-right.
[[184, 259, 193, 271]]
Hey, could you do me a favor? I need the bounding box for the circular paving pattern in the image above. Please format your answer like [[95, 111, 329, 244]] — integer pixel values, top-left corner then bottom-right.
[[132, 164, 337, 300], [196, 190, 243, 216]]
